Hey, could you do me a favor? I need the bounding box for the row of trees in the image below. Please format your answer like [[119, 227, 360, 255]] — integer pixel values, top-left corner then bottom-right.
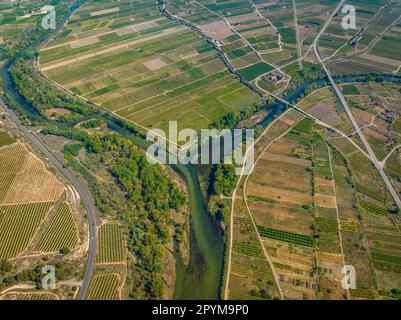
[[10, 59, 98, 117]]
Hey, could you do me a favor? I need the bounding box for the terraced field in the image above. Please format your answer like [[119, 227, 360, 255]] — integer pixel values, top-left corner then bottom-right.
[[35, 202, 79, 253], [86, 273, 121, 300], [96, 223, 126, 264], [40, 0, 262, 132], [0, 202, 54, 260]]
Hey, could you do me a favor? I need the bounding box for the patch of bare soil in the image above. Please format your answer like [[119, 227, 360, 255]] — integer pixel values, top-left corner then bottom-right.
[[200, 21, 235, 40]]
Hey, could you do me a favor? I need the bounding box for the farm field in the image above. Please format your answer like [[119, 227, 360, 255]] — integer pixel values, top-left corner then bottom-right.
[[1, 0, 401, 303], [228, 109, 304, 300], [0, 292, 59, 300], [0, 140, 71, 260], [323, 1, 401, 75], [166, 0, 299, 68], [0, 143, 64, 204], [86, 273, 121, 300], [0, 125, 86, 299], [35, 202, 79, 253], [243, 115, 345, 300], [0, 136, 83, 260], [327, 137, 401, 299], [0, 202, 54, 260], [165, 0, 304, 98], [96, 222, 126, 264], [296, 86, 354, 135], [0, 130, 15, 147], [39, 0, 262, 132]]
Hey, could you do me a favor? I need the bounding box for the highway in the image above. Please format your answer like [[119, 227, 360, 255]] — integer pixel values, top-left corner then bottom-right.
[[0, 98, 97, 300], [312, 1, 401, 209]]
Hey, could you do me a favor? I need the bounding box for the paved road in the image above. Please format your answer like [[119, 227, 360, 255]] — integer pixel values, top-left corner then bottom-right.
[[0, 99, 97, 300], [313, 1, 401, 209]]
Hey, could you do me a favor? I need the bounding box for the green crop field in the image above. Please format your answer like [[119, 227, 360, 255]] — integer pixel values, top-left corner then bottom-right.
[[40, 0, 262, 132], [86, 274, 120, 300], [238, 62, 274, 81], [0, 202, 53, 260], [35, 203, 78, 253], [0, 130, 15, 147], [96, 223, 126, 264], [257, 225, 314, 247]]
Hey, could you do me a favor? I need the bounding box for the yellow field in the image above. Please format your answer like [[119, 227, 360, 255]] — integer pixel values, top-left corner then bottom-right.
[[86, 274, 121, 300]]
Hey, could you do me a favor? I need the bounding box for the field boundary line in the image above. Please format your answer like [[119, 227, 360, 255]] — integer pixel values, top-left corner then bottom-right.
[[42, 18, 166, 52], [224, 108, 292, 299], [7, 202, 56, 261], [326, 144, 350, 300], [40, 26, 187, 71], [242, 118, 305, 300]]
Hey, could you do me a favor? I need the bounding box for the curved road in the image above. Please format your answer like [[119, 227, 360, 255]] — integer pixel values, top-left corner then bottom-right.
[[0, 98, 96, 300]]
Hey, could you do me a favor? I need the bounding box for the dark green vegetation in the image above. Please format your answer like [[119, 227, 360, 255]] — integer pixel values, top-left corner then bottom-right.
[[43, 125, 186, 299], [341, 84, 360, 95]]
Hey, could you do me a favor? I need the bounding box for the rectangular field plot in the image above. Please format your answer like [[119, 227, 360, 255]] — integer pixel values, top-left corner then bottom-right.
[[0, 292, 59, 300], [0, 202, 53, 260], [0, 143, 28, 203], [35, 203, 79, 253], [86, 274, 121, 300], [40, 0, 262, 132], [96, 223, 126, 264], [238, 62, 274, 81], [0, 130, 15, 147]]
